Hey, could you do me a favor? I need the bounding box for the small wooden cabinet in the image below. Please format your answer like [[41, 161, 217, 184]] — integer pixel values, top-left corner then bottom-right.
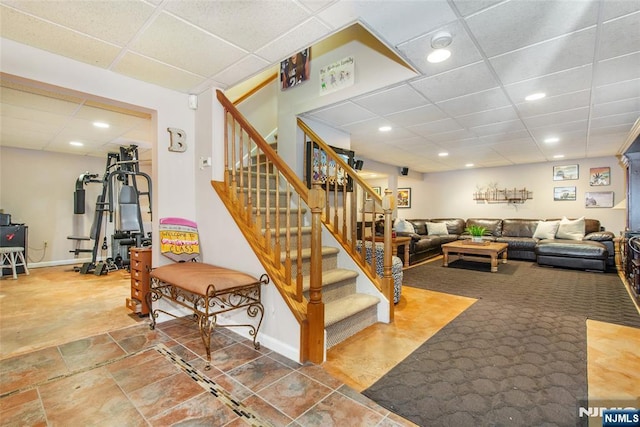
[[126, 247, 152, 316]]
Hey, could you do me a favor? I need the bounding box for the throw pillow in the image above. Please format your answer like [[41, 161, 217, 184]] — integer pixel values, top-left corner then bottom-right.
[[426, 222, 449, 235], [556, 216, 585, 240], [532, 220, 559, 239], [394, 218, 415, 233]]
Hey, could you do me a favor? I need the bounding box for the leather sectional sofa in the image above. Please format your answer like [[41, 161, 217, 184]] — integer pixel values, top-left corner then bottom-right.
[[393, 217, 615, 272]]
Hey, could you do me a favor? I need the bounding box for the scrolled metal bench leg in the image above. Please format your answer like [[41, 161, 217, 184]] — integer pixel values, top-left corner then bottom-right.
[[198, 313, 215, 370]]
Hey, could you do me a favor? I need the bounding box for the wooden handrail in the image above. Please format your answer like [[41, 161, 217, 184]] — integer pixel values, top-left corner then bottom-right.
[[217, 90, 309, 201], [297, 118, 395, 321]]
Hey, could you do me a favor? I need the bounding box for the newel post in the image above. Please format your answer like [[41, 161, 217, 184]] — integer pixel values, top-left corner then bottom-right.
[[382, 188, 395, 321], [308, 182, 326, 363]]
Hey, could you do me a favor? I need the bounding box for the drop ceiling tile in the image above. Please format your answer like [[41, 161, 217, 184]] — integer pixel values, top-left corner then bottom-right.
[[0, 6, 121, 68], [211, 55, 272, 88], [601, 1, 640, 21], [255, 18, 331, 63], [599, 12, 640, 60], [113, 52, 207, 93], [428, 129, 478, 142], [451, 0, 503, 17], [490, 28, 597, 85], [467, 0, 598, 58], [479, 131, 532, 144], [590, 112, 639, 129], [0, 124, 53, 148], [298, 0, 335, 13], [594, 52, 640, 86], [165, 0, 311, 52], [515, 90, 591, 118], [409, 118, 463, 137], [590, 124, 637, 137], [529, 121, 588, 140], [397, 21, 484, 76], [593, 78, 640, 104], [410, 61, 498, 103], [384, 104, 448, 127], [352, 84, 427, 116], [456, 106, 519, 129], [130, 12, 245, 77], [342, 116, 395, 136], [318, 0, 456, 46], [592, 98, 640, 118], [470, 119, 526, 137], [305, 102, 376, 127], [523, 107, 590, 129], [0, 87, 82, 114], [503, 65, 592, 103], [436, 87, 511, 117], [1, 104, 69, 130], [589, 132, 630, 151], [2, 0, 155, 46]]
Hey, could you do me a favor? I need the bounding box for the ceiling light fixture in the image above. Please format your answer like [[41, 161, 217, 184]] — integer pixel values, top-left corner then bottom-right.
[[438, 152, 449, 157], [525, 92, 546, 101], [427, 31, 453, 64], [465, 163, 474, 167], [544, 137, 560, 143], [93, 121, 110, 128], [553, 154, 565, 159], [378, 125, 392, 132], [69, 141, 84, 147]]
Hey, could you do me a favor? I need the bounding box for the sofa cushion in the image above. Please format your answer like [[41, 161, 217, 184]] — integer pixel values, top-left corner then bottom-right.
[[465, 218, 503, 237], [533, 220, 560, 239], [535, 239, 607, 259], [430, 218, 466, 235], [496, 236, 538, 250], [426, 222, 448, 235], [395, 218, 415, 233], [406, 219, 428, 235], [503, 218, 541, 238], [556, 216, 585, 240]]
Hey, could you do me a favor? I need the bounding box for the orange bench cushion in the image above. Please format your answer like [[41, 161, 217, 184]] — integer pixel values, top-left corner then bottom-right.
[[150, 262, 260, 295]]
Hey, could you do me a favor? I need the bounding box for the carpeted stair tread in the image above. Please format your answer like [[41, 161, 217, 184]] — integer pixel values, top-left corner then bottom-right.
[[263, 226, 312, 235], [280, 246, 339, 262], [301, 268, 359, 292], [325, 293, 379, 327]]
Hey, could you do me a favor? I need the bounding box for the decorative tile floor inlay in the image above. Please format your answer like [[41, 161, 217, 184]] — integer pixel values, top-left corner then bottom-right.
[[155, 343, 273, 427]]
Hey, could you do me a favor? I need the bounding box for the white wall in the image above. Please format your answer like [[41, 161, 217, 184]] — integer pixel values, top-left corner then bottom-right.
[[386, 156, 626, 234], [1, 38, 197, 267]]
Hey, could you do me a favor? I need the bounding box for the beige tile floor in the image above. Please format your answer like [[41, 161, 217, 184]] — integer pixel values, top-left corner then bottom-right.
[[1, 263, 639, 426]]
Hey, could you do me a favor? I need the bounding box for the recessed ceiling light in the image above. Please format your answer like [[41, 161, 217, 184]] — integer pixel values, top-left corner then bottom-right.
[[69, 141, 84, 147], [553, 154, 565, 159], [525, 92, 546, 101], [465, 163, 474, 167], [93, 121, 110, 128], [427, 49, 451, 63], [544, 137, 560, 143], [438, 152, 449, 157], [378, 126, 392, 132]]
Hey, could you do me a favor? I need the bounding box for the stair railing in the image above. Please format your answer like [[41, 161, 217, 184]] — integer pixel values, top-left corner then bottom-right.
[[298, 119, 396, 321], [213, 90, 324, 363]]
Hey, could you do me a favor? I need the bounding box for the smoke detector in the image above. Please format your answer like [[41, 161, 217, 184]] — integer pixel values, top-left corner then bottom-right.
[[431, 31, 453, 49]]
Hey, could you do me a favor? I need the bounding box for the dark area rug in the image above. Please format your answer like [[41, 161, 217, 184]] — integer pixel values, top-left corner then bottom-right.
[[363, 260, 640, 427]]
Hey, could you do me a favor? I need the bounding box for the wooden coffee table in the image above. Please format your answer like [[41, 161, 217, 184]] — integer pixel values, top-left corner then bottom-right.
[[366, 236, 411, 267], [441, 240, 508, 273]]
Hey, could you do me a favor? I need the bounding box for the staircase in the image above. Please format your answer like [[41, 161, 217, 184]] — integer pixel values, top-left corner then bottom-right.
[[254, 150, 381, 349], [213, 89, 395, 363]]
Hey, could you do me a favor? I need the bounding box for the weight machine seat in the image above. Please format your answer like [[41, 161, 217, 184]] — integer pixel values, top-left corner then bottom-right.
[[119, 185, 142, 233]]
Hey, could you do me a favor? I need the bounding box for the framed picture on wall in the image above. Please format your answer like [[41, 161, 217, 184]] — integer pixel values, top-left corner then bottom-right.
[[554, 186, 576, 201], [280, 48, 311, 90], [585, 191, 614, 208], [305, 141, 354, 191], [397, 188, 411, 208], [553, 164, 579, 181], [366, 186, 382, 200], [589, 167, 610, 186]]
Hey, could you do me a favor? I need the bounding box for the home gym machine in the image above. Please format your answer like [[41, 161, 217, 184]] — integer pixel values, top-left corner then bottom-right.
[[69, 145, 152, 274]]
